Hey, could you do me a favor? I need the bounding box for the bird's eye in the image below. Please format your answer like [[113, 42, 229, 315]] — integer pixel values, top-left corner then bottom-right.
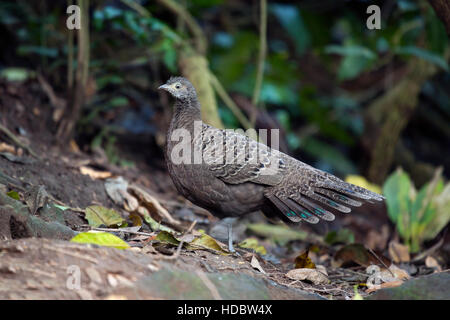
[[175, 84, 181, 89]]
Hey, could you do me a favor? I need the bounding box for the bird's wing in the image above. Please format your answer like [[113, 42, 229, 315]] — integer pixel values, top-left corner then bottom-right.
[[194, 124, 384, 225], [194, 125, 286, 186], [265, 158, 384, 223]]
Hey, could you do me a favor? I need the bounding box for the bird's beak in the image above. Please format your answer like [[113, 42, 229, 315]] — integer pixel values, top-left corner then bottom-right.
[[158, 84, 170, 91]]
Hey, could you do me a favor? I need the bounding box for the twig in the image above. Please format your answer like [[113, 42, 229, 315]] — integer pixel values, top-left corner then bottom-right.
[[368, 247, 394, 277], [158, 220, 196, 260], [120, 0, 151, 17], [251, 0, 267, 110], [67, 0, 74, 89], [80, 225, 155, 237], [156, 0, 207, 54], [0, 124, 40, 158], [412, 236, 445, 262], [208, 72, 254, 131]]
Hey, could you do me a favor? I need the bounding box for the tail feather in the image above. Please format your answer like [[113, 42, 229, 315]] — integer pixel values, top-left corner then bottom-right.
[[290, 195, 336, 221], [267, 195, 302, 222], [284, 198, 320, 224], [314, 188, 362, 207]]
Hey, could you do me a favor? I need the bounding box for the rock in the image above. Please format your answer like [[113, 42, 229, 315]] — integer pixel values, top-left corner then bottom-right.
[[368, 272, 450, 300]]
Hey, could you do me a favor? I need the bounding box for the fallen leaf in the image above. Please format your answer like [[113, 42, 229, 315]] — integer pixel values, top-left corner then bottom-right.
[[70, 232, 130, 249], [155, 231, 229, 255], [70, 139, 81, 153], [129, 212, 143, 226], [0, 142, 16, 154], [389, 241, 410, 263], [286, 268, 329, 285], [80, 166, 111, 179], [104, 177, 139, 211], [366, 280, 404, 293], [251, 255, 266, 274], [128, 184, 180, 225], [425, 256, 442, 272], [137, 206, 176, 233], [385, 264, 410, 281], [155, 230, 180, 246], [353, 285, 364, 300], [294, 249, 316, 269], [247, 223, 322, 245], [84, 205, 126, 228], [238, 238, 267, 255], [189, 234, 229, 254], [6, 190, 20, 200], [333, 243, 390, 268]]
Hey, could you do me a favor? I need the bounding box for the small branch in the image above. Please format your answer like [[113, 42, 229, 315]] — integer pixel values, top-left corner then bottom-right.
[[208, 72, 253, 131], [0, 124, 40, 159], [81, 225, 155, 237], [67, 0, 74, 89], [252, 0, 267, 111], [156, 0, 207, 54], [121, 0, 151, 17]]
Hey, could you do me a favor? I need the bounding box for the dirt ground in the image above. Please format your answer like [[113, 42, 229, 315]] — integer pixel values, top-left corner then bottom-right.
[[0, 79, 448, 300]]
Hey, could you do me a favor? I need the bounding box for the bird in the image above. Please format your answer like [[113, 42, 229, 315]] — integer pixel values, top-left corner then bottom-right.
[[159, 76, 384, 252]]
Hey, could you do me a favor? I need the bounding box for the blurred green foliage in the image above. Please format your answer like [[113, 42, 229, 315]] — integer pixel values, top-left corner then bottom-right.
[[383, 168, 450, 253], [0, 0, 448, 176]]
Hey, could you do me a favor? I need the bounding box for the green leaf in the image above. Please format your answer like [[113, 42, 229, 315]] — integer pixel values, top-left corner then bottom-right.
[[394, 46, 449, 71], [155, 231, 229, 255], [0, 68, 33, 82], [84, 205, 126, 228], [270, 4, 311, 54], [189, 234, 229, 254], [53, 204, 70, 211], [238, 238, 267, 255], [423, 183, 450, 241], [324, 45, 376, 59], [17, 45, 58, 58], [383, 168, 412, 239], [247, 223, 322, 246], [70, 232, 130, 249], [6, 190, 20, 200], [155, 230, 180, 246]]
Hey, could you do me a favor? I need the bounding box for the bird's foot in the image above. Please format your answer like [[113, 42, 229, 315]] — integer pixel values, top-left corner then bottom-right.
[[228, 242, 241, 257]]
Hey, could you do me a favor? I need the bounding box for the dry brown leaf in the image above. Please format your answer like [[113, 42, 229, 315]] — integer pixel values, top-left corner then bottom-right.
[[104, 177, 139, 211], [385, 264, 410, 280], [80, 166, 112, 179], [128, 184, 180, 225], [0, 142, 16, 154], [366, 280, 404, 293], [286, 268, 329, 285], [251, 255, 266, 274], [333, 243, 390, 267], [70, 139, 81, 153], [294, 249, 316, 269], [425, 256, 442, 272], [389, 241, 410, 263]]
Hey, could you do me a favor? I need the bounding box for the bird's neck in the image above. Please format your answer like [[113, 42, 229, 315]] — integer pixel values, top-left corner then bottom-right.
[[171, 97, 202, 132]]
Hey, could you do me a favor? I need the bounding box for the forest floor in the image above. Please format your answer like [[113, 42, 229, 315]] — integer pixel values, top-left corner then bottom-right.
[[0, 79, 449, 300]]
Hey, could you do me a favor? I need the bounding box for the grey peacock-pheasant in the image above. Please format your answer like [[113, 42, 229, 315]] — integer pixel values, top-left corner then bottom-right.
[[159, 76, 384, 251]]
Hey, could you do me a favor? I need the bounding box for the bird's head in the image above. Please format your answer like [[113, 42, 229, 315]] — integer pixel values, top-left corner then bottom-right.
[[158, 76, 196, 101]]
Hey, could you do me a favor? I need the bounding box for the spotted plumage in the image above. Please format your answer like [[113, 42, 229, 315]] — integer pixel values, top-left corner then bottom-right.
[[160, 76, 384, 225]]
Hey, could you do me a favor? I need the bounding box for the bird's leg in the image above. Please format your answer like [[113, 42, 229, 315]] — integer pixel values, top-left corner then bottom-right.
[[227, 223, 240, 256], [227, 222, 235, 253]]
